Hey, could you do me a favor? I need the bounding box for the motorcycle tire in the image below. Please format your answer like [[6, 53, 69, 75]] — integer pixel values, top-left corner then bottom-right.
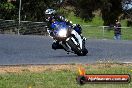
[[67, 38, 88, 56]]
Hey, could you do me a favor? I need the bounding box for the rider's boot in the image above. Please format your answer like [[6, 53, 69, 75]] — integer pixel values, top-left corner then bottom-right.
[[52, 41, 64, 50]]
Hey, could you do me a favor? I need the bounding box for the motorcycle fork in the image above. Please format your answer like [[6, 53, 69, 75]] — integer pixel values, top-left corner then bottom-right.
[[61, 41, 74, 53]]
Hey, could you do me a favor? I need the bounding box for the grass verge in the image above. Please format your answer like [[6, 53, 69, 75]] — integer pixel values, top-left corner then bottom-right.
[[0, 63, 132, 88], [82, 26, 132, 40], [67, 12, 132, 40]]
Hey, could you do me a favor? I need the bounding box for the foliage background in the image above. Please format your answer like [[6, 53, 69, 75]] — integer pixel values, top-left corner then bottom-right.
[[0, 0, 132, 26]]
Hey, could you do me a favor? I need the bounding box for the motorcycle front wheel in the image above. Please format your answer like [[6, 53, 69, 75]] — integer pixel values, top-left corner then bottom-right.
[[67, 38, 88, 56]]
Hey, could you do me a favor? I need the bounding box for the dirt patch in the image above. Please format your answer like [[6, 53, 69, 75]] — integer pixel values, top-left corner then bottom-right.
[[0, 63, 131, 73], [89, 63, 132, 69], [0, 64, 78, 73]]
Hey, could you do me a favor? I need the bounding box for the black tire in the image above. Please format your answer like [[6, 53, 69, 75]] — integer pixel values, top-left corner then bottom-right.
[[77, 52, 84, 56], [67, 38, 82, 55], [81, 39, 88, 56], [82, 48, 88, 56], [67, 38, 88, 56], [77, 49, 88, 56]]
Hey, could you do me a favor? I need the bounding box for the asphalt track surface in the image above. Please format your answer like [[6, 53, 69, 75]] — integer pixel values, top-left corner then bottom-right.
[[0, 34, 132, 65]]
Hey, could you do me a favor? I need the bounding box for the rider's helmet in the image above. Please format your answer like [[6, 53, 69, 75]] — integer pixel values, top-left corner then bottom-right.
[[45, 9, 56, 22], [45, 9, 56, 15]]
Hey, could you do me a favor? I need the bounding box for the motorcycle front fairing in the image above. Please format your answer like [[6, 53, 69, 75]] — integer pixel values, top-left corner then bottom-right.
[[52, 21, 70, 41], [48, 21, 88, 55], [52, 21, 83, 49], [66, 29, 83, 50]]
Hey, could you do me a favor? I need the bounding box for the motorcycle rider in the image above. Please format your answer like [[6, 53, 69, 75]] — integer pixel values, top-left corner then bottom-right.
[[45, 9, 85, 50]]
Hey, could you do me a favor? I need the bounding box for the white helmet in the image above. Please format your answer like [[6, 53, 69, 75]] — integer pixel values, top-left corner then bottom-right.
[[45, 9, 56, 15]]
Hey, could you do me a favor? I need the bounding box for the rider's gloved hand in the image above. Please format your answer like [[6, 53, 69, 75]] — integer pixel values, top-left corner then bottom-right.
[[50, 31, 54, 37], [47, 29, 55, 37]]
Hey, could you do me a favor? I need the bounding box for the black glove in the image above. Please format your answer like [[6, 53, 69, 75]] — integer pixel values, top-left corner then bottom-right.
[[50, 31, 55, 37]]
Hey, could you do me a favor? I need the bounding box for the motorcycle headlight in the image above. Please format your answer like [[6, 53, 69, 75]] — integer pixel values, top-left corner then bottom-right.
[[58, 29, 67, 37]]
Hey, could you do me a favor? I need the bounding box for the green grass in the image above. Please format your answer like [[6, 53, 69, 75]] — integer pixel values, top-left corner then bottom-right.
[[67, 12, 103, 26], [82, 26, 132, 40], [0, 64, 132, 88], [67, 12, 127, 27], [67, 13, 132, 40]]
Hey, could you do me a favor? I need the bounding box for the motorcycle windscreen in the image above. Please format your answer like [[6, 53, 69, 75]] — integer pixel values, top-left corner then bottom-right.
[[53, 22, 68, 37]]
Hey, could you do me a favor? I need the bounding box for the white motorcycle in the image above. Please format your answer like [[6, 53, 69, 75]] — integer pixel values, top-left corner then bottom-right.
[[47, 22, 88, 56]]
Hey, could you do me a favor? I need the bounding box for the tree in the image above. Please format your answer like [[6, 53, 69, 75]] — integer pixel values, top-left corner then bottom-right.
[[0, 0, 131, 26], [64, 0, 101, 21], [0, 0, 61, 21], [0, 0, 16, 19], [101, 0, 122, 25], [65, 0, 123, 25], [122, 0, 132, 26]]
